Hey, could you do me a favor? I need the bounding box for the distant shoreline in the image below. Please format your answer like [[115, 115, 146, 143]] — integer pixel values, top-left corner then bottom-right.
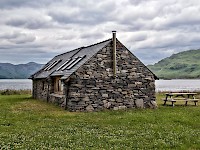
[[1, 79, 200, 92], [1, 78, 200, 80]]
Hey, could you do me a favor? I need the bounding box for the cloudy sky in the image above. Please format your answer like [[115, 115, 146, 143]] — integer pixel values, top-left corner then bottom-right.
[[0, 0, 200, 65]]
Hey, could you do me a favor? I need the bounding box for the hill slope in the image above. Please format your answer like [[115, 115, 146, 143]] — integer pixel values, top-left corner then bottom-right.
[[0, 62, 43, 79], [147, 49, 200, 79]]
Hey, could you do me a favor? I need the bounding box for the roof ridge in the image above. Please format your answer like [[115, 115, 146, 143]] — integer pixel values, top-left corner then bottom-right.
[[55, 38, 112, 57], [55, 48, 81, 58], [80, 38, 111, 49]]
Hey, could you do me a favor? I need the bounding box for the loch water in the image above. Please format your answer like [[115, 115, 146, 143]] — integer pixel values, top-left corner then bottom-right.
[[0, 79, 200, 92], [0, 79, 32, 90]]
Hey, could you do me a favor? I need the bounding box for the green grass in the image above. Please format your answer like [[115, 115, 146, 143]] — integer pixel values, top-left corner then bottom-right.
[[0, 94, 200, 149]]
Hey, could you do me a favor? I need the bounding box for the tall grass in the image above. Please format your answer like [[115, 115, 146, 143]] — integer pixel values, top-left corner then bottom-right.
[[0, 93, 199, 149], [0, 89, 31, 95]]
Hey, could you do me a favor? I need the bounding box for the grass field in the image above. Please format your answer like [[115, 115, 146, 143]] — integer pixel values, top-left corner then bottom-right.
[[0, 93, 199, 149]]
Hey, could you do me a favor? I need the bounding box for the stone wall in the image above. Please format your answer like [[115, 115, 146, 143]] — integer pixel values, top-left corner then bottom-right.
[[32, 79, 66, 107], [66, 40, 156, 111], [49, 93, 66, 107], [32, 79, 48, 100]]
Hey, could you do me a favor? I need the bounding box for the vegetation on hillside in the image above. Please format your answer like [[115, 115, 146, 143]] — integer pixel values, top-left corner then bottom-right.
[[0, 94, 199, 149], [147, 49, 200, 79]]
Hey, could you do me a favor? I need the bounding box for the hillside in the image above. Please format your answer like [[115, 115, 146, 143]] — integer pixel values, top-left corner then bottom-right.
[[0, 62, 43, 79], [147, 49, 200, 79]]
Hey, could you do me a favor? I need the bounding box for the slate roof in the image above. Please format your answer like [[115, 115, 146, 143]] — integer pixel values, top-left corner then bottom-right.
[[30, 38, 158, 80], [30, 39, 112, 80]]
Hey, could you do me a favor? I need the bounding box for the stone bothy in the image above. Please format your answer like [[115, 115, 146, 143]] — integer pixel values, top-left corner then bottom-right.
[[30, 32, 158, 112]]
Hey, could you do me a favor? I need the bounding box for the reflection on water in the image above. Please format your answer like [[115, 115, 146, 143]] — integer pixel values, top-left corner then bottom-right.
[[0, 79, 200, 92]]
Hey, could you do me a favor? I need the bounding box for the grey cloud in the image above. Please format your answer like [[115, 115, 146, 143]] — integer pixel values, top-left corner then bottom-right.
[[0, 32, 19, 39], [80, 32, 104, 40], [0, 0, 200, 65], [0, 44, 44, 52], [0, 0, 31, 8], [0, 47, 45, 54], [0, 51, 56, 64], [48, 10, 107, 25], [134, 36, 187, 50], [60, 0, 115, 11], [152, 2, 200, 30], [6, 17, 51, 29], [0, 0, 62, 9], [165, 16, 200, 29], [133, 48, 172, 65], [4, 32, 36, 44], [128, 0, 153, 5], [56, 34, 77, 41], [127, 33, 148, 42], [116, 0, 200, 32], [3, 9, 54, 30], [48, 1, 115, 25]]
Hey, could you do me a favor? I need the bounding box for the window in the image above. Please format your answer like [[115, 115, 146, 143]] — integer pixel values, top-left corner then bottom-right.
[[66, 56, 85, 70], [61, 58, 77, 70], [56, 59, 71, 71], [44, 59, 62, 71], [57, 55, 86, 71], [42, 81, 45, 90], [54, 77, 63, 93]]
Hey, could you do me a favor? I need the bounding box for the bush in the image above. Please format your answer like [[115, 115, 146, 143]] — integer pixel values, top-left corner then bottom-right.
[[0, 89, 31, 95]]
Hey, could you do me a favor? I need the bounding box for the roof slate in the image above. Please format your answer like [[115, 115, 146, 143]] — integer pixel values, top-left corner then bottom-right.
[[31, 39, 112, 79]]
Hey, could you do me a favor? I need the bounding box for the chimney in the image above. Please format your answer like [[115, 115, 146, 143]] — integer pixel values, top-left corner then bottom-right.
[[112, 31, 117, 77]]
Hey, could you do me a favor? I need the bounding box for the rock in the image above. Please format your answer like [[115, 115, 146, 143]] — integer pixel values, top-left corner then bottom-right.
[[61, 101, 66, 108], [135, 99, 144, 108], [84, 75, 90, 78], [106, 68, 111, 72], [109, 99, 115, 102], [86, 105, 94, 112], [135, 82, 142, 85], [78, 101, 85, 105], [92, 104, 98, 108], [86, 71, 92, 75], [128, 84, 136, 88], [118, 88, 122, 92], [116, 99, 123, 103], [122, 91, 127, 95], [104, 102, 111, 108], [130, 72, 136, 76], [121, 70, 128, 73], [127, 76, 133, 78], [102, 94, 108, 98], [113, 107, 119, 110], [83, 97, 90, 102], [148, 101, 158, 109], [118, 106, 127, 110], [145, 77, 153, 81], [103, 100, 107, 104]]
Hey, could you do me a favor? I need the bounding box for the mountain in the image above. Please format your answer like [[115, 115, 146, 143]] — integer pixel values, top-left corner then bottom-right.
[[147, 49, 200, 79], [0, 62, 44, 79]]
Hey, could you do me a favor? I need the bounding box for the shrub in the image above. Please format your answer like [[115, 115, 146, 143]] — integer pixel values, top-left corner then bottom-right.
[[0, 89, 31, 95]]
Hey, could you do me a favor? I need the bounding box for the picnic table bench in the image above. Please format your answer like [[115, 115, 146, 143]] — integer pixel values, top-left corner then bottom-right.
[[162, 92, 199, 106]]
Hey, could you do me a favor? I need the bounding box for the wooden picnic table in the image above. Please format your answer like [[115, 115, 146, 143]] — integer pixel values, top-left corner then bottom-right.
[[163, 92, 199, 106]]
